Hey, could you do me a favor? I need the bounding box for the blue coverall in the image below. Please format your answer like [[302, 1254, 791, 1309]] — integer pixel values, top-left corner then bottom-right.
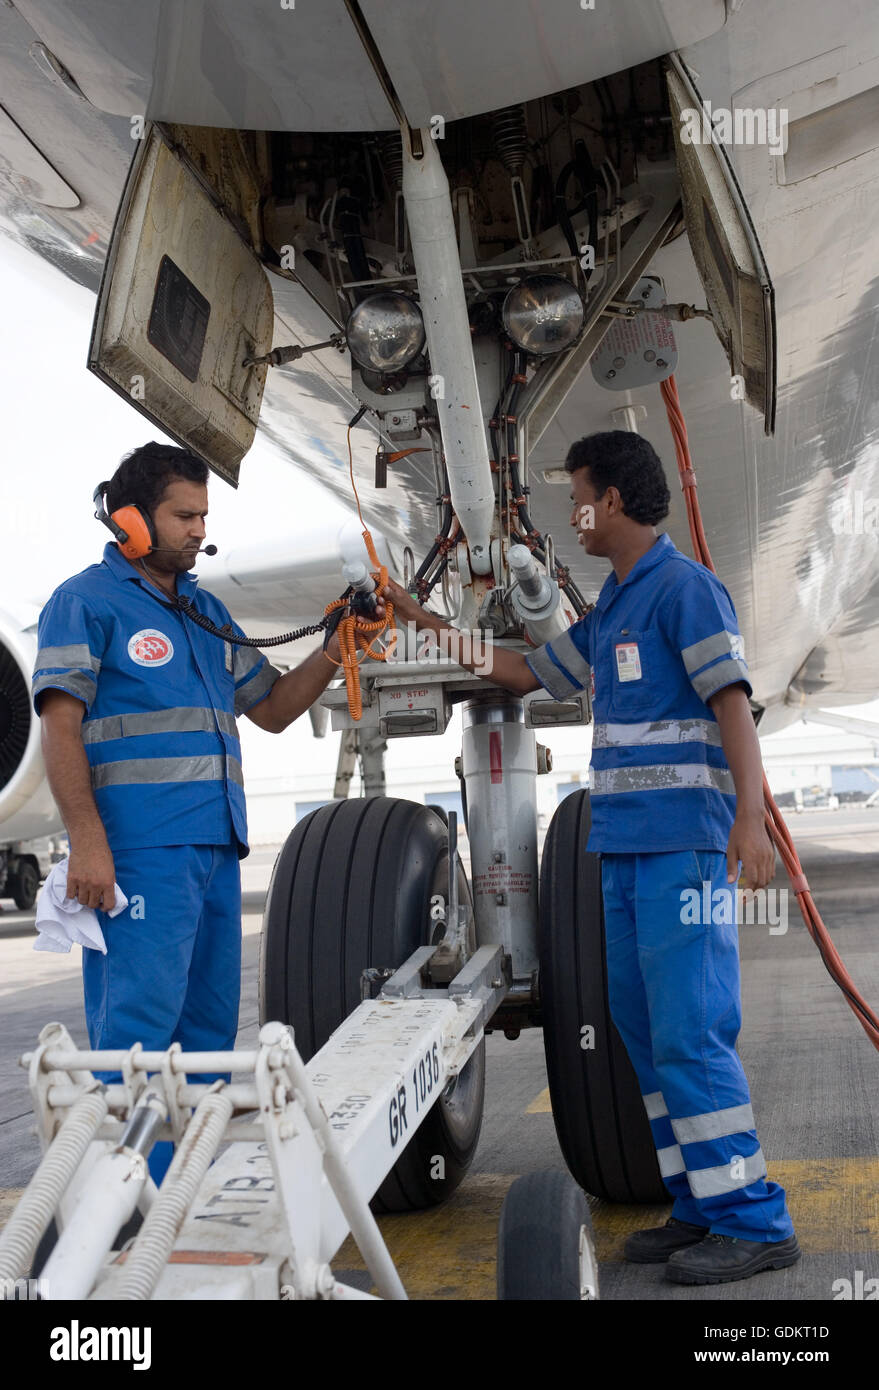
[[33, 541, 280, 1183], [526, 533, 794, 1242]]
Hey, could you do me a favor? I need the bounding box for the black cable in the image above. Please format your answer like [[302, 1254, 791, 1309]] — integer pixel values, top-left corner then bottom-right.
[[502, 350, 588, 618], [135, 567, 335, 647], [321, 599, 351, 652], [553, 160, 581, 260], [418, 553, 449, 603], [174, 596, 329, 647], [415, 497, 453, 583], [553, 140, 599, 269], [415, 448, 455, 584]]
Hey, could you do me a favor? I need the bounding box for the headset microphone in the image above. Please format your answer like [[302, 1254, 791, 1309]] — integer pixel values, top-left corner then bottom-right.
[[149, 544, 218, 556]]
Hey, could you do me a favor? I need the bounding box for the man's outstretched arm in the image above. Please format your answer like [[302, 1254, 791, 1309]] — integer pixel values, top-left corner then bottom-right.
[[245, 635, 343, 733], [381, 578, 541, 695]]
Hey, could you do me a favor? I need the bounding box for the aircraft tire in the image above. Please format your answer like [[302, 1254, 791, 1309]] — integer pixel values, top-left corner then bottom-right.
[[497, 1170, 599, 1300], [260, 796, 485, 1212], [11, 858, 39, 911], [539, 789, 667, 1203]]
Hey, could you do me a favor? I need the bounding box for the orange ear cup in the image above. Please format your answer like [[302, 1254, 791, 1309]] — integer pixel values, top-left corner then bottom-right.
[[110, 506, 155, 560]]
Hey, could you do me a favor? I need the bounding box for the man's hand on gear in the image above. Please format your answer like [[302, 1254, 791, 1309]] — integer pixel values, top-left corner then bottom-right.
[[381, 576, 420, 621], [66, 838, 117, 911], [727, 811, 775, 892], [323, 586, 388, 662]]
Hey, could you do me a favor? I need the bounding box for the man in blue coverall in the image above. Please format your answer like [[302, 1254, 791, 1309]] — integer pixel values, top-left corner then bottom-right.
[[33, 442, 343, 1186], [384, 430, 800, 1285]]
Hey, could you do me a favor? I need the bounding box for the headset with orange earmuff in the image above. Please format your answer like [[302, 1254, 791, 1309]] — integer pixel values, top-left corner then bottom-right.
[[90, 479, 328, 649], [93, 481, 158, 560]]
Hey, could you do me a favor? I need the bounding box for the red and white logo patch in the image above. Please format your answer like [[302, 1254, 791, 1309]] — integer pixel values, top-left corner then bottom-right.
[[128, 629, 174, 667]]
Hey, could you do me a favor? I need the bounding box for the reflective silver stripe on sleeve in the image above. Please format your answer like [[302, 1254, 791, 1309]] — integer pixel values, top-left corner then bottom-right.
[[691, 658, 751, 701], [82, 707, 238, 744], [672, 1103, 755, 1146], [34, 644, 102, 676], [681, 630, 743, 674], [526, 644, 581, 700], [32, 671, 95, 705], [643, 1091, 668, 1120], [91, 754, 244, 789], [593, 718, 723, 749], [232, 642, 264, 680], [656, 1143, 686, 1177], [235, 660, 280, 716], [687, 1147, 767, 1199], [548, 629, 591, 689], [592, 764, 735, 795]]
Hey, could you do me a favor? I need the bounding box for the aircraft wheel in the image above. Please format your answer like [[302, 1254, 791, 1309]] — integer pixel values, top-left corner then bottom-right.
[[259, 796, 485, 1212], [11, 859, 39, 910], [539, 790, 666, 1203], [497, 1171, 599, 1300]]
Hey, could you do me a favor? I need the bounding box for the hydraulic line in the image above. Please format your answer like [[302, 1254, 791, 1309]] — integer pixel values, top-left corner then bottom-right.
[[414, 461, 454, 587], [116, 1088, 234, 1301], [499, 350, 589, 615], [660, 373, 879, 1052], [419, 551, 451, 603], [0, 1086, 108, 1282], [553, 139, 600, 268]]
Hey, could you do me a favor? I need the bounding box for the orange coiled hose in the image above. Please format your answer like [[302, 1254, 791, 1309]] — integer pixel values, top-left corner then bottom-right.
[[322, 428, 396, 721], [660, 373, 879, 1051]]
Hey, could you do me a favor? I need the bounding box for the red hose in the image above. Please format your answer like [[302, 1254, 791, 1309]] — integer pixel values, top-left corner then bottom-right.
[[660, 373, 879, 1051]]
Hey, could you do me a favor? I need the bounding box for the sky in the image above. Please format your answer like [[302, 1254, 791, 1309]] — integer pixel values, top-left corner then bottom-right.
[[1, 233, 878, 832]]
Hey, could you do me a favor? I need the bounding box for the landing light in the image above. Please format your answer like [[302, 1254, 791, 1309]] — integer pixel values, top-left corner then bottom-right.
[[345, 292, 426, 374], [502, 274, 585, 355]]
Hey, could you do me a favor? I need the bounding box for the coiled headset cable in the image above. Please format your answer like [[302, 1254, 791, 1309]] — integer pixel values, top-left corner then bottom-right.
[[136, 556, 355, 648]]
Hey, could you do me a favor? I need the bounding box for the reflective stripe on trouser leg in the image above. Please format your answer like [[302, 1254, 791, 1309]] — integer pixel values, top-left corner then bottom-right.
[[632, 850, 794, 1241], [83, 842, 242, 1185], [600, 854, 701, 1220]]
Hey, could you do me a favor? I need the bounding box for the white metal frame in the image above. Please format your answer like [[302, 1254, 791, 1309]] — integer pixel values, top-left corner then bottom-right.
[[3, 945, 508, 1301]]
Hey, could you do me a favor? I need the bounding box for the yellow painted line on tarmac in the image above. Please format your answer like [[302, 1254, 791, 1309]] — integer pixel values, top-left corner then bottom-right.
[[574, 1158, 879, 1260], [525, 1086, 552, 1114], [335, 1174, 515, 1300], [335, 1158, 879, 1298], [772, 1157, 879, 1254], [5, 1157, 877, 1300]]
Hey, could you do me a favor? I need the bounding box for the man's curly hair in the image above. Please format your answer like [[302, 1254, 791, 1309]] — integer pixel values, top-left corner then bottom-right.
[[565, 431, 670, 525], [105, 442, 208, 518]]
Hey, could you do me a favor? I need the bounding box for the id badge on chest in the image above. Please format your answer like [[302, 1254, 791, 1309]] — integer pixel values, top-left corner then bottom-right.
[[615, 641, 642, 682]]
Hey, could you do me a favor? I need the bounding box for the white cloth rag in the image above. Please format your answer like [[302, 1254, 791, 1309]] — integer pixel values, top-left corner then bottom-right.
[[33, 858, 128, 954]]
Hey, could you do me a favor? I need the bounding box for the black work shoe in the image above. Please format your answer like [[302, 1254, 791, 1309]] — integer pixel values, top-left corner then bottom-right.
[[624, 1217, 710, 1264], [666, 1232, 801, 1284]]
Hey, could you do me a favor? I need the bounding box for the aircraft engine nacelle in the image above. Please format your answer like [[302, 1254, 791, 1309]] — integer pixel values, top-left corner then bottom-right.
[[0, 610, 60, 842]]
